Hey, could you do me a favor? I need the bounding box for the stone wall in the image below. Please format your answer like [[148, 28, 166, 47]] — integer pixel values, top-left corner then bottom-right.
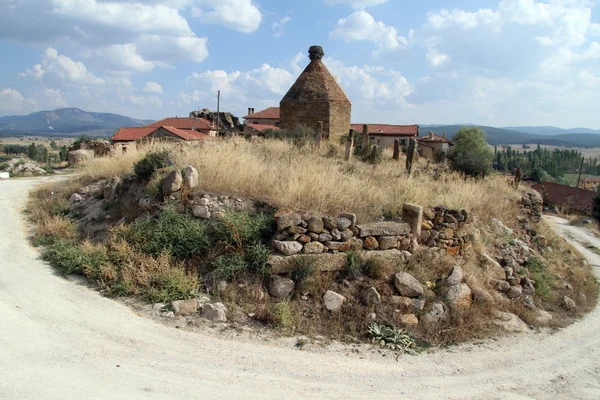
[[280, 102, 331, 139], [328, 101, 352, 143]]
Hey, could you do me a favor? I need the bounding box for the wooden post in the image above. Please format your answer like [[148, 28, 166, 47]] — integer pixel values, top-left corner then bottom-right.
[[345, 129, 355, 161], [393, 139, 400, 160], [575, 156, 584, 207], [406, 138, 418, 175], [361, 124, 369, 156], [315, 121, 323, 150]]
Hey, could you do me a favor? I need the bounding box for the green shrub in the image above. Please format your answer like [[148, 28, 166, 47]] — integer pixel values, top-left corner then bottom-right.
[[41, 240, 108, 275], [524, 257, 555, 301], [121, 207, 212, 259], [41, 164, 54, 174], [344, 250, 363, 280], [271, 301, 293, 329], [133, 150, 170, 180], [290, 257, 316, 291], [0, 155, 11, 163], [363, 258, 386, 279], [215, 210, 275, 250], [212, 252, 248, 281], [368, 323, 416, 353], [0, 162, 9, 171], [140, 266, 198, 303], [245, 243, 272, 276]]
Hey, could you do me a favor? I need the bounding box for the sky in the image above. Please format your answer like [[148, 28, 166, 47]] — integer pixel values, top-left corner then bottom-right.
[[0, 0, 599, 128]]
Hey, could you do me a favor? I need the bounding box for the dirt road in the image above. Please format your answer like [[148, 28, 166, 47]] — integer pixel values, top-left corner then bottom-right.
[[2, 177, 600, 399]]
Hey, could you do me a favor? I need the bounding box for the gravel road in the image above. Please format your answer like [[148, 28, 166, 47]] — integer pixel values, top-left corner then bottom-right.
[[1, 177, 600, 399]]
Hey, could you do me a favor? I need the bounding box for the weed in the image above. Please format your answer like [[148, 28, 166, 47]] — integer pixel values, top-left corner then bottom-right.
[[368, 322, 416, 353], [290, 257, 317, 292], [0, 162, 9, 170], [245, 243, 272, 276], [363, 258, 386, 280], [524, 257, 555, 301], [343, 250, 363, 280], [212, 252, 248, 282], [133, 150, 170, 180], [215, 210, 275, 251], [271, 301, 293, 329]]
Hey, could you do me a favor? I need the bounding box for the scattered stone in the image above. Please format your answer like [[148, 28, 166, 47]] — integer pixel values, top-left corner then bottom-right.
[[399, 314, 419, 327], [394, 272, 424, 298], [171, 299, 198, 316], [268, 276, 295, 299], [337, 218, 352, 231], [192, 205, 211, 219], [447, 283, 472, 309], [421, 303, 448, 326], [184, 166, 199, 189], [563, 296, 576, 311], [390, 296, 414, 311], [338, 213, 357, 227], [360, 287, 381, 306], [303, 241, 325, 254], [506, 285, 523, 299], [323, 290, 346, 312], [364, 236, 379, 250], [273, 240, 303, 256], [357, 221, 411, 237], [492, 311, 529, 333], [202, 302, 228, 322], [445, 265, 464, 286], [307, 216, 324, 233], [534, 309, 553, 325], [162, 170, 183, 195], [69, 193, 83, 207]]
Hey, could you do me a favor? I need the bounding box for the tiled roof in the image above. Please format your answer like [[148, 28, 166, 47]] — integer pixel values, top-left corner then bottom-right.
[[582, 177, 600, 183], [111, 127, 157, 142], [531, 181, 596, 213], [419, 133, 451, 143], [146, 117, 213, 130], [161, 126, 211, 140], [244, 107, 280, 119], [246, 123, 280, 132], [351, 124, 419, 136], [281, 59, 350, 104]]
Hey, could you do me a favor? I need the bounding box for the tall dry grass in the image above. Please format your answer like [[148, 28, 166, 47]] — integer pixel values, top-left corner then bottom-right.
[[76, 138, 521, 223]]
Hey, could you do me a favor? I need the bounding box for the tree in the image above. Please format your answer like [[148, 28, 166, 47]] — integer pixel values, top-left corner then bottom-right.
[[447, 126, 494, 178], [50, 140, 57, 150]]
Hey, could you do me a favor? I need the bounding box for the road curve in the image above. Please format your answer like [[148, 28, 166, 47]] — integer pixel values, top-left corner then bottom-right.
[[1, 177, 600, 400]]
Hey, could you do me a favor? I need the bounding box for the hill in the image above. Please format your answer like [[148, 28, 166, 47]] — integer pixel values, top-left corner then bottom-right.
[[503, 126, 600, 136], [0, 108, 153, 136]]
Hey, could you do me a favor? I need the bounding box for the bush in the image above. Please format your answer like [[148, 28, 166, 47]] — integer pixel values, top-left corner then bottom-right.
[[363, 258, 386, 279], [245, 243, 272, 276], [524, 257, 555, 301], [447, 127, 494, 177], [41, 240, 108, 275], [120, 207, 212, 259], [0, 162, 9, 171], [212, 252, 248, 282], [368, 323, 416, 353], [133, 150, 170, 180], [270, 301, 293, 329], [290, 257, 317, 291], [344, 250, 363, 279], [215, 210, 275, 251]]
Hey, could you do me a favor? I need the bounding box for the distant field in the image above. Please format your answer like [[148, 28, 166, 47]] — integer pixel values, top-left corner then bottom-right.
[[563, 173, 600, 188], [0, 136, 75, 148], [503, 144, 600, 160]]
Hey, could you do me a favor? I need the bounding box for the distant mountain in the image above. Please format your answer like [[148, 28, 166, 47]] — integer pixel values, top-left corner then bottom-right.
[[0, 108, 153, 136], [503, 126, 600, 136]]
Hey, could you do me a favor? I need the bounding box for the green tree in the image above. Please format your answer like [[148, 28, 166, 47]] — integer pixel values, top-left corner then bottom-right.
[[50, 140, 57, 150], [447, 126, 494, 178]]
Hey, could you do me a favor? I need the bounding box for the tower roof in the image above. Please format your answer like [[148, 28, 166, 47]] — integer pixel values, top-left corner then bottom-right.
[[281, 46, 350, 104]]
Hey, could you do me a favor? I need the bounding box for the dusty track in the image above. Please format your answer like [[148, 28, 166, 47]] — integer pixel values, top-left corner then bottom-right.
[[1, 177, 600, 399]]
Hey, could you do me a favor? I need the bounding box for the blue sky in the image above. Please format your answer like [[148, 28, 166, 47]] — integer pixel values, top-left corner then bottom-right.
[[1, 0, 599, 128]]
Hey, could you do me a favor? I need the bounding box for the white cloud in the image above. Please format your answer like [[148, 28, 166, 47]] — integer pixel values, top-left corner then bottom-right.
[[324, 0, 387, 9], [93, 44, 156, 73], [143, 82, 163, 94], [330, 10, 409, 51], [191, 0, 262, 33], [122, 95, 162, 107], [0, 88, 29, 115], [272, 16, 292, 37], [426, 50, 450, 67], [24, 48, 105, 87]]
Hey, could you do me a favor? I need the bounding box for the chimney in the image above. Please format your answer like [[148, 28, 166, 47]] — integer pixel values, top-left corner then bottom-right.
[[251, 108, 255, 114], [248, 107, 252, 115], [442, 132, 447, 139], [428, 131, 433, 139]]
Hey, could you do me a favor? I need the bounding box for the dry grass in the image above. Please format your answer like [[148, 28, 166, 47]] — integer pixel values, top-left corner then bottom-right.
[[76, 138, 521, 223]]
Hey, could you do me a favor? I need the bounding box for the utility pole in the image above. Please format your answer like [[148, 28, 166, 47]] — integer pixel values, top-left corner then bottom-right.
[[575, 156, 584, 206], [216, 90, 221, 136]]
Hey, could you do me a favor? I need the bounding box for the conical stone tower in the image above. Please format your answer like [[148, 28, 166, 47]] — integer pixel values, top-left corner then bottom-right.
[[280, 46, 351, 142]]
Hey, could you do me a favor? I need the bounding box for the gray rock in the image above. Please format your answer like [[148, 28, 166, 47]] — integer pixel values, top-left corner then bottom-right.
[[162, 170, 183, 195], [481, 254, 506, 281], [303, 241, 325, 254], [338, 213, 357, 227], [506, 285, 523, 299], [318, 233, 333, 242], [402, 203, 423, 237], [322, 216, 338, 231], [446, 265, 464, 286], [192, 205, 211, 219], [268, 276, 295, 299], [357, 221, 411, 237], [421, 302, 448, 326], [447, 283, 472, 309], [277, 212, 302, 231], [171, 299, 198, 316], [198, 197, 211, 206], [307, 216, 324, 233], [563, 296, 576, 311], [492, 311, 529, 332], [103, 176, 121, 201], [69, 193, 83, 207], [202, 302, 228, 322], [184, 166, 199, 189], [273, 240, 303, 256], [521, 277, 536, 294], [534, 309, 553, 325], [331, 228, 342, 241], [340, 229, 354, 241], [337, 218, 352, 231], [394, 272, 423, 298], [412, 299, 426, 312], [495, 280, 511, 292], [323, 290, 346, 312], [377, 236, 400, 250], [138, 197, 153, 211], [360, 287, 381, 306]]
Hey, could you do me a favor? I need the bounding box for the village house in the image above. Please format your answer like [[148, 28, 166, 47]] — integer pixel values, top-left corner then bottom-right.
[[280, 46, 351, 143], [242, 107, 280, 136], [351, 124, 419, 148], [418, 131, 452, 160], [579, 177, 600, 191], [145, 117, 217, 136], [532, 181, 596, 213]]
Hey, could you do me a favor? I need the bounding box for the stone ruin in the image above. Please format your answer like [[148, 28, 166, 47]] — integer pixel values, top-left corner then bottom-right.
[[189, 109, 243, 136]]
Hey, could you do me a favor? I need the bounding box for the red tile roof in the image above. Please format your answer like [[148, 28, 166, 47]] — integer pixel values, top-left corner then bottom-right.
[[419, 133, 451, 143], [246, 123, 280, 132], [146, 117, 213, 131], [351, 124, 419, 136], [161, 126, 211, 140], [531, 181, 596, 213], [111, 127, 157, 142], [244, 107, 280, 120]]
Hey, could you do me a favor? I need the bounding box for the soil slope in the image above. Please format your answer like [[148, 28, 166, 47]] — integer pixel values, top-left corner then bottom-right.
[[1, 177, 600, 399]]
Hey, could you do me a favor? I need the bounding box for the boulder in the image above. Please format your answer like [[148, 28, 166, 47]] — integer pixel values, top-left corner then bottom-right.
[[68, 149, 94, 166], [338, 213, 357, 227], [534, 309, 553, 325], [481, 254, 506, 281], [402, 203, 423, 237], [378, 236, 399, 250], [202, 302, 228, 322], [268, 276, 295, 299], [390, 296, 413, 311], [445, 265, 464, 286], [323, 290, 346, 312], [69, 193, 83, 208], [506, 285, 524, 299], [138, 197, 154, 211], [273, 240, 303, 256], [360, 287, 381, 306], [303, 241, 325, 254], [162, 170, 183, 195], [465, 276, 494, 304], [364, 236, 379, 250], [307, 216, 324, 233], [184, 166, 199, 189], [322, 216, 338, 231], [192, 205, 211, 219], [394, 272, 423, 298], [103, 176, 121, 201], [319, 233, 333, 242], [420, 302, 449, 326], [276, 210, 302, 231], [563, 296, 576, 311], [171, 299, 198, 316], [447, 283, 472, 309], [337, 218, 352, 231], [357, 221, 411, 237], [399, 314, 419, 327], [492, 311, 529, 333]]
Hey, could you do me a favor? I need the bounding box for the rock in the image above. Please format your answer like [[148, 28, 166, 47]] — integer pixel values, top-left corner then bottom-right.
[[139, 197, 153, 211], [399, 314, 419, 327], [331, 229, 342, 241], [340, 229, 354, 241], [378, 236, 399, 250], [481, 254, 506, 281], [307, 216, 324, 233], [162, 311, 175, 318], [447, 283, 472, 309], [357, 221, 411, 237], [402, 203, 423, 237], [412, 299, 426, 311], [289, 226, 307, 234], [360, 287, 381, 306], [171, 299, 198, 316], [303, 241, 325, 254], [338, 213, 357, 227], [184, 166, 199, 189], [318, 233, 333, 242], [495, 280, 511, 292], [273, 240, 303, 256], [69, 193, 83, 207], [445, 266, 464, 286], [394, 272, 424, 298], [423, 209, 435, 221], [492, 311, 529, 332], [298, 234, 311, 244], [268, 276, 295, 299], [563, 296, 576, 311], [268, 253, 347, 274], [465, 276, 494, 304], [420, 303, 448, 326], [506, 285, 523, 299], [162, 170, 183, 195], [390, 296, 413, 311], [523, 295, 535, 309], [323, 290, 346, 312], [534, 309, 553, 325], [322, 216, 339, 230], [152, 303, 166, 311], [337, 218, 352, 231], [490, 218, 513, 236], [276, 211, 302, 231], [521, 277, 536, 294], [202, 302, 228, 322], [308, 232, 319, 241], [198, 197, 211, 206], [364, 236, 379, 250], [192, 205, 211, 219], [68, 149, 94, 166], [103, 176, 121, 201]]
